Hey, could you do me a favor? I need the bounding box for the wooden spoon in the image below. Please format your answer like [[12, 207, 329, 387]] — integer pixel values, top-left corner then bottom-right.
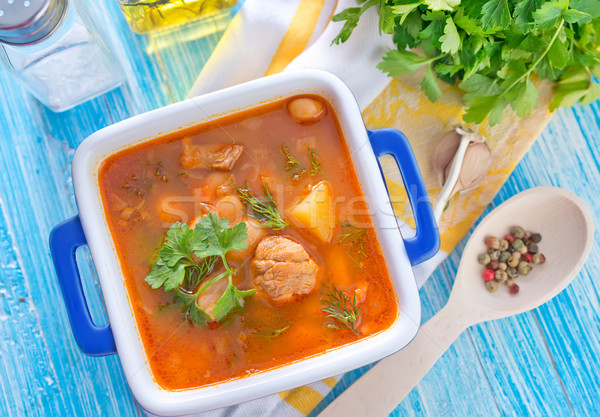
[[318, 186, 594, 417]]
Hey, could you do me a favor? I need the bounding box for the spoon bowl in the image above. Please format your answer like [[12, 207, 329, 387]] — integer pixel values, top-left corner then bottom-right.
[[453, 186, 594, 322], [319, 186, 594, 417]]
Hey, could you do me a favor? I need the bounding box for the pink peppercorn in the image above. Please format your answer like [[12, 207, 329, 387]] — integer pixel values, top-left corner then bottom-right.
[[483, 269, 495, 282], [509, 283, 520, 295], [504, 234, 515, 244], [522, 253, 532, 263]]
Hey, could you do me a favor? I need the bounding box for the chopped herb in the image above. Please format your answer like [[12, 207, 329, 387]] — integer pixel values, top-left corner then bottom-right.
[[122, 183, 131, 189], [145, 213, 255, 326], [281, 145, 301, 172], [178, 171, 188, 177], [236, 182, 289, 230], [321, 284, 361, 335], [290, 169, 307, 182], [308, 147, 321, 176], [256, 323, 294, 339], [338, 221, 367, 260]]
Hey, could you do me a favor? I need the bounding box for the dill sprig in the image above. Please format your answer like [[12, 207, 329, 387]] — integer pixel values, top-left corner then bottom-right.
[[321, 284, 361, 335], [308, 147, 321, 176], [281, 145, 301, 172], [236, 182, 288, 230], [256, 323, 294, 339], [338, 221, 367, 259]]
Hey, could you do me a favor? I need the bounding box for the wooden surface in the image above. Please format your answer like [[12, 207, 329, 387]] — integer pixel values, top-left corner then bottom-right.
[[0, 2, 599, 416]]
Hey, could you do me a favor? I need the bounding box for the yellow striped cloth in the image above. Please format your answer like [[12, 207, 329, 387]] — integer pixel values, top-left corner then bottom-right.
[[187, 1, 554, 416]]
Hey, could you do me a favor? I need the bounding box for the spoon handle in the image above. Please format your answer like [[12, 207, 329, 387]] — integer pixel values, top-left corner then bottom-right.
[[318, 301, 467, 417]]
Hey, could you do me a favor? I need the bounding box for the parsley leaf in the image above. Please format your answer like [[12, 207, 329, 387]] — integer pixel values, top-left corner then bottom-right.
[[145, 214, 254, 327], [480, 0, 512, 31], [212, 279, 256, 322], [440, 17, 460, 54], [377, 50, 436, 78], [424, 0, 461, 12], [421, 66, 443, 101]]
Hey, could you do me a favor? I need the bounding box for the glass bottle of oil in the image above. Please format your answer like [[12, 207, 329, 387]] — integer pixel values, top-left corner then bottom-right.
[[118, 0, 238, 34]]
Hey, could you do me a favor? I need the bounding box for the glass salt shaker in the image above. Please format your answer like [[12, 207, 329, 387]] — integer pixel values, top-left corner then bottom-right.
[[0, 0, 124, 112]]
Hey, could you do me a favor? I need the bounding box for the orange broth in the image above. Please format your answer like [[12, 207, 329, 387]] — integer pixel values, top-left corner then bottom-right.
[[99, 96, 398, 390]]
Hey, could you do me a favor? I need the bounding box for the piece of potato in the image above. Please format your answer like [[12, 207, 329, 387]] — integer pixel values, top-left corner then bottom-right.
[[286, 181, 335, 243]]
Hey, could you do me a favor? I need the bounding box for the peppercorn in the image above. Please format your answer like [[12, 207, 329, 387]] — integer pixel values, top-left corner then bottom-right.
[[504, 234, 515, 244], [488, 249, 500, 261], [507, 255, 520, 268], [530, 233, 542, 243], [499, 239, 509, 251], [507, 267, 519, 279], [499, 251, 511, 263], [518, 261, 532, 275], [488, 260, 499, 270], [510, 226, 525, 239], [478, 253, 491, 265], [512, 239, 525, 251], [527, 243, 539, 254], [498, 262, 507, 271], [519, 245, 528, 254], [522, 233, 531, 244], [486, 281, 500, 293], [522, 253, 533, 263], [509, 282, 520, 295], [495, 270, 508, 283], [532, 253, 546, 264], [485, 236, 500, 249], [483, 269, 495, 282]]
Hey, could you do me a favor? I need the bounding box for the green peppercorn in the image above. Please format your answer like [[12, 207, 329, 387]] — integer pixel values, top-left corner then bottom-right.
[[512, 239, 525, 251], [527, 243, 539, 254], [507, 255, 520, 268], [530, 233, 542, 243], [518, 261, 532, 275], [495, 270, 508, 283], [486, 281, 499, 293], [510, 226, 525, 239], [478, 253, 491, 265], [507, 267, 519, 279], [485, 236, 500, 249], [498, 262, 507, 271], [499, 239, 509, 251], [532, 253, 546, 264], [499, 251, 511, 263]]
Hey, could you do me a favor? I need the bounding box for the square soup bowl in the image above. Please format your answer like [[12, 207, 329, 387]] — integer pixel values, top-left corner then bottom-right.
[[49, 69, 440, 416]]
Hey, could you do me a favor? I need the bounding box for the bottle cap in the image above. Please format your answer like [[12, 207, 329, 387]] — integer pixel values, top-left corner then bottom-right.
[[0, 0, 66, 45]]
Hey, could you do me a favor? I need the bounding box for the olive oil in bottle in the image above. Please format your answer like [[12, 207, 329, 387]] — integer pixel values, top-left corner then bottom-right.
[[118, 0, 238, 34]]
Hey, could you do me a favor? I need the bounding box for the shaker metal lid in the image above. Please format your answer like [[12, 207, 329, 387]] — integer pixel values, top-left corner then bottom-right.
[[0, 0, 66, 45]]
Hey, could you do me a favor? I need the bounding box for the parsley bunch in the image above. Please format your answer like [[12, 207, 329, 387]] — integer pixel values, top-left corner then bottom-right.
[[333, 0, 600, 125], [145, 213, 255, 326]]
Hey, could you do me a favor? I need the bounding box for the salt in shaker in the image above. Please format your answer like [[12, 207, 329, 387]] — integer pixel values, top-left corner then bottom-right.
[[0, 0, 124, 112]]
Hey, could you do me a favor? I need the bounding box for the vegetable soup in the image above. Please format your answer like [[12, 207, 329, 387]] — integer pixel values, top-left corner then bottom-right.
[[99, 95, 398, 390]]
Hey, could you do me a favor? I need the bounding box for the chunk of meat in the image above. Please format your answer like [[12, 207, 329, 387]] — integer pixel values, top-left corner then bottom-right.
[[251, 236, 319, 304], [181, 142, 245, 171]]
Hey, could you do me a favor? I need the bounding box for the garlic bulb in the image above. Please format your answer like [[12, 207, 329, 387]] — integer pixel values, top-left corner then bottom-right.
[[432, 125, 492, 223]]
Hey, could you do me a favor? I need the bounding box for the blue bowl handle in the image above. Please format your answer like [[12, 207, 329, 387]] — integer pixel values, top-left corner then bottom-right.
[[368, 128, 440, 265], [49, 216, 116, 356]]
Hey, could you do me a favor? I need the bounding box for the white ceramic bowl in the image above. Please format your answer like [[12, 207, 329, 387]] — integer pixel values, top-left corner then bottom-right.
[[50, 70, 439, 416]]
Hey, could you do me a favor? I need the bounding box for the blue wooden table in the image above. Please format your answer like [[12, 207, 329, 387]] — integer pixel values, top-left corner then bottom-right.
[[1, 2, 599, 416]]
